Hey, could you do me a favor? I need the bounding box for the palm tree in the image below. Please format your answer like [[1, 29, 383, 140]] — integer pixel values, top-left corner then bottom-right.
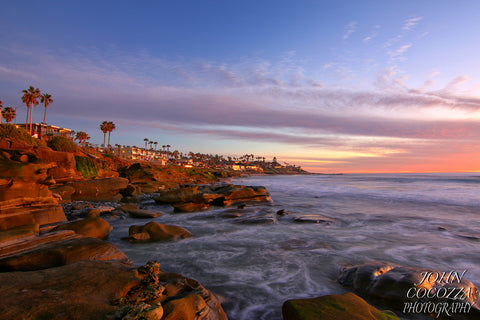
[[2, 107, 16, 124], [40, 93, 53, 125], [144, 138, 148, 149], [106, 121, 115, 147], [39, 93, 53, 138], [21, 86, 41, 135], [100, 121, 108, 147], [153, 141, 158, 151], [75, 131, 89, 147], [166, 144, 171, 153]]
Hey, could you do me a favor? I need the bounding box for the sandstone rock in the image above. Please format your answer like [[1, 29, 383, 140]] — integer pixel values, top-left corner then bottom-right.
[[162, 294, 208, 320], [0, 154, 66, 230], [0, 224, 39, 243], [0, 234, 129, 271], [282, 292, 400, 320], [34, 146, 83, 183], [173, 201, 210, 213], [154, 184, 271, 211], [50, 217, 113, 240], [0, 260, 139, 319], [60, 177, 129, 202], [86, 208, 101, 217], [128, 222, 192, 243], [128, 208, 162, 219]]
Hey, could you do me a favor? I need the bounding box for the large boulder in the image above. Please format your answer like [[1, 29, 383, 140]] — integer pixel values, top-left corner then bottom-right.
[[154, 184, 271, 211], [0, 232, 129, 272], [52, 177, 129, 202], [50, 217, 113, 239], [128, 221, 193, 243], [282, 292, 400, 320], [0, 150, 66, 231], [0, 260, 227, 320], [34, 146, 83, 183]]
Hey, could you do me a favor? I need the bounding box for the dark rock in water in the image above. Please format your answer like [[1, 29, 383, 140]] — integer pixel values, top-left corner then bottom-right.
[[456, 233, 480, 241], [235, 215, 276, 225], [237, 203, 246, 209], [128, 221, 193, 243], [0, 260, 227, 320], [338, 261, 480, 316], [293, 214, 334, 224], [128, 208, 162, 218], [276, 209, 288, 216], [282, 292, 400, 320], [438, 226, 447, 231]]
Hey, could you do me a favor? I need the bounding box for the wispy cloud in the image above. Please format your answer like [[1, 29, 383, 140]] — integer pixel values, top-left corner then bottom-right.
[[2, 43, 480, 173], [403, 16, 423, 31], [343, 21, 358, 40]]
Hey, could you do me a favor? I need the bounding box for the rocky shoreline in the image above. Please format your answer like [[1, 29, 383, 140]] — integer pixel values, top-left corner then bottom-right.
[[1, 137, 480, 319]]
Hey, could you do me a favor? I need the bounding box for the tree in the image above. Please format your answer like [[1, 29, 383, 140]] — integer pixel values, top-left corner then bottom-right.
[[106, 121, 115, 147], [21, 86, 41, 135], [0, 100, 2, 123], [153, 141, 158, 150], [100, 121, 108, 147], [75, 131, 90, 147], [144, 138, 148, 149], [40, 93, 53, 125], [2, 107, 16, 124]]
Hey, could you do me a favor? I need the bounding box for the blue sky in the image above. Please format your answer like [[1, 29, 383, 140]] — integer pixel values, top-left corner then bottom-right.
[[1, 1, 480, 172]]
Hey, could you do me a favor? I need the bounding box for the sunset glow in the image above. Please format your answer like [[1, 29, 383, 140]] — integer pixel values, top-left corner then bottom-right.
[[1, 1, 480, 173]]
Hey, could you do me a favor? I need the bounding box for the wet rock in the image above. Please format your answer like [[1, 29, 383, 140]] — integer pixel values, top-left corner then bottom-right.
[[282, 292, 400, 320], [85, 208, 101, 217], [276, 209, 288, 216], [293, 214, 335, 224], [338, 261, 480, 315], [128, 209, 162, 219], [0, 234, 129, 271], [235, 216, 277, 225], [154, 184, 271, 210], [173, 202, 210, 213], [50, 217, 113, 240], [456, 233, 480, 241], [128, 222, 193, 243]]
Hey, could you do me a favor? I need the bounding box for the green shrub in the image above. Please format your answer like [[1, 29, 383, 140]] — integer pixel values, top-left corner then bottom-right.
[[47, 136, 79, 152], [0, 124, 45, 146], [75, 156, 98, 179]]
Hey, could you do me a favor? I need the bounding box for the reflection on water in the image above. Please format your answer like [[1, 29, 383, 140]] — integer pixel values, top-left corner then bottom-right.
[[109, 173, 480, 320]]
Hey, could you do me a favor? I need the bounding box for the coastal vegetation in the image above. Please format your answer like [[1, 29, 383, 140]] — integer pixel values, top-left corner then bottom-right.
[[47, 135, 79, 152], [0, 123, 44, 146]]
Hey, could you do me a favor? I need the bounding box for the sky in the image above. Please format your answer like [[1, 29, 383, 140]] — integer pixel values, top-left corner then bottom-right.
[[1, 1, 480, 173]]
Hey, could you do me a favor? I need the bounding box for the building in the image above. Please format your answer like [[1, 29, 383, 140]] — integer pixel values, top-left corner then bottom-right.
[[16, 123, 74, 140], [114, 146, 167, 165]]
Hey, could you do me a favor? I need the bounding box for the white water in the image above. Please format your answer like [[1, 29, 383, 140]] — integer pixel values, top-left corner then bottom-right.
[[108, 173, 480, 319]]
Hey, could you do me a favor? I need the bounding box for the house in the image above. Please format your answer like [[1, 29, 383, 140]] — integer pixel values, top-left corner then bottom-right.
[[16, 123, 74, 140], [114, 146, 167, 165]]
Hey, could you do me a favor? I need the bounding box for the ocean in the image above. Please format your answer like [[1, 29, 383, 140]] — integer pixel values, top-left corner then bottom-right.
[[109, 173, 480, 319]]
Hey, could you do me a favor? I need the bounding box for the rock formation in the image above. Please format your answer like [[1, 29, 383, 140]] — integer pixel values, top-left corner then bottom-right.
[[128, 221, 193, 243], [282, 292, 400, 320], [155, 184, 271, 212]]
